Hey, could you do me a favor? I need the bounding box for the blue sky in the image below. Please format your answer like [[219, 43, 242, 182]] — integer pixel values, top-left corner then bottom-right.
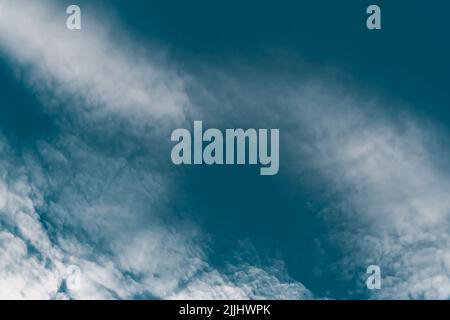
[[0, 0, 449, 299]]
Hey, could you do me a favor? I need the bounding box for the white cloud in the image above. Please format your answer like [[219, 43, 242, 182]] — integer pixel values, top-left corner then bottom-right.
[[0, 230, 60, 299], [0, 142, 64, 299], [283, 83, 450, 299], [169, 266, 313, 300], [189, 65, 450, 299], [7, 0, 445, 300], [0, 0, 188, 123], [0, 111, 313, 300]]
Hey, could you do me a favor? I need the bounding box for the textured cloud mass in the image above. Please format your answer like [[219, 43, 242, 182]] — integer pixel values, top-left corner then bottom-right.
[[0, 0, 449, 300], [185, 65, 450, 299], [0, 0, 313, 299], [0, 0, 188, 122], [284, 84, 450, 299], [0, 129, 313, 299]]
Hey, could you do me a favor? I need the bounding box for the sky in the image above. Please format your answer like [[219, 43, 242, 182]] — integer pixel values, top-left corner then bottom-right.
[[0, 0, 449, 299]]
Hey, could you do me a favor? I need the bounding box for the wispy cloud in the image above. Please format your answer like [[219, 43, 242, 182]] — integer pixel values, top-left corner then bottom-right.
[[0, 0, 188, 123], [186, 62, 450, 299], [284, 82, 450, 299], [2, 0, 448, 301]]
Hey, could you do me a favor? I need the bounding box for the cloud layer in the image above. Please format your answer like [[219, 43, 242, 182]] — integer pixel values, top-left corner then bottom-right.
[[0, 0, 188, 123], [0, 0, 449, 300], [285, 83, 450, 299], [0, 0, 314, 300]]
